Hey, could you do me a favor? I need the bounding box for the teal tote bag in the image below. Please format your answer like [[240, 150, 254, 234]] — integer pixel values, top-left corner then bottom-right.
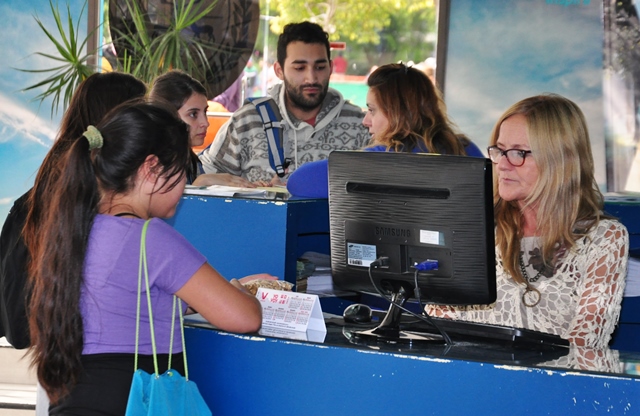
[[125, 220, 212, 416]]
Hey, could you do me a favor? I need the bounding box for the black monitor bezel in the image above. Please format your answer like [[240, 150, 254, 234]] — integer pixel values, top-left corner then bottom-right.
[[328, 151, 496, 306]]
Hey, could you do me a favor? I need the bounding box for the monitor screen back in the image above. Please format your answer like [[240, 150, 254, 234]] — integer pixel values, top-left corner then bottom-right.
[[328, 151, 496, 305]]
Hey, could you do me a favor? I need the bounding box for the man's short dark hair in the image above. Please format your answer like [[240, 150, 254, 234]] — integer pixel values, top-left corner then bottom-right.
[[276, 21, 331, 67]]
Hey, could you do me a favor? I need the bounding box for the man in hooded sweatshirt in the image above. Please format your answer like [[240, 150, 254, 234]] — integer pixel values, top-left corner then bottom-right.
[[199, 21, 370, 185]]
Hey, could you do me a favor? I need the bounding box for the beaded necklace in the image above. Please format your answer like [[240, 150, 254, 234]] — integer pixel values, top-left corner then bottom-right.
[[519, 253, 541, 307]]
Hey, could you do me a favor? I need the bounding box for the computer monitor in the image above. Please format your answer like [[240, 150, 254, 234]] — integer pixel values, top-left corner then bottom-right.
[[328, 151, 496, 343]]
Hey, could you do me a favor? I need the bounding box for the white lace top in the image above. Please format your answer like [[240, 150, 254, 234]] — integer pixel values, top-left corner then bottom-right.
[[426, 219, 629, 350]]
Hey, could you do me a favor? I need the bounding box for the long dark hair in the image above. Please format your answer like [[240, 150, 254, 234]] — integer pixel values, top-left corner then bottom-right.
[[149, 69, 207, 182], [366, 63, 465, 155], [25, 72, 146, 265], [25, 102, 191, 403]]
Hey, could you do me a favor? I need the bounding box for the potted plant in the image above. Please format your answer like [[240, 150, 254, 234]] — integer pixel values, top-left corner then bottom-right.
[[17, 0, 217, 116]]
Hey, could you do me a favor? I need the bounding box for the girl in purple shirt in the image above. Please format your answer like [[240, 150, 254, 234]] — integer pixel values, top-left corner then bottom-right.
[[24, 101, 273, 415]]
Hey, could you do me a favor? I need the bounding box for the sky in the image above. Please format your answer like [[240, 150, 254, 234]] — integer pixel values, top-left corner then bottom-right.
[[0, 0, 86, 223], [443, 0, 606, 185]]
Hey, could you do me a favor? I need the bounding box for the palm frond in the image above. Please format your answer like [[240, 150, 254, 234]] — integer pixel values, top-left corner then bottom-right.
[[18, 0, 220, 116], [114, 0, 216, 82], [16, 0, 98, 116]]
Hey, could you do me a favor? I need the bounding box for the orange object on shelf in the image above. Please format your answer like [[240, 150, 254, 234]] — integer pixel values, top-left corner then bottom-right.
[[193, 109, 232, 153]]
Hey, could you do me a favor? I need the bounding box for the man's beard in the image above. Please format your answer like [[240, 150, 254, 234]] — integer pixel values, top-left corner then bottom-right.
[[283, 80, 329, 112]]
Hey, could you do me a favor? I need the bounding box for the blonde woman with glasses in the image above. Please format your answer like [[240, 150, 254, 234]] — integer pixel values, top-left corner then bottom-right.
[[426, 94, 628, 351]]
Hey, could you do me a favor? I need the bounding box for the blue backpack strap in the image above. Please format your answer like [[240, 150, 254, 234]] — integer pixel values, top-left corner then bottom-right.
[[247, 97, 291, 177]]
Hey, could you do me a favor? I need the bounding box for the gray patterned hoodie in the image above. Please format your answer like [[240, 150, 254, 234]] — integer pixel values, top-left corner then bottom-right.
[[199, 82, 370, 182]]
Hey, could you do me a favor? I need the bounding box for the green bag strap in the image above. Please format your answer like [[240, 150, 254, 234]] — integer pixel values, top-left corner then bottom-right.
[[135, 219, 188, 378], [178, 298, 190, 380], [167, 296, 190, 380]]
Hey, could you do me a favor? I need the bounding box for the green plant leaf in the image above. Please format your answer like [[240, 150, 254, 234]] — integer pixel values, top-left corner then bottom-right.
[[16, 0, 98, 116], [18, 0, 220, 116], [112, 0, 216, 83]]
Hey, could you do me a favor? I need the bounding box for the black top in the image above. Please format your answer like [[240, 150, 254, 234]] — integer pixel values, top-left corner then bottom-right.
[[0, 191, 31, 348]]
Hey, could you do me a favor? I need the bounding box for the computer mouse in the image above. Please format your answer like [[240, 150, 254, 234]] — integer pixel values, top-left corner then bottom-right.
[[343, 303, 372, 324]]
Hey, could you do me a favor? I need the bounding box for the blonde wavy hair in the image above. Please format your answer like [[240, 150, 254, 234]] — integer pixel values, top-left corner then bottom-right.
[[490, 94, 604, 284]]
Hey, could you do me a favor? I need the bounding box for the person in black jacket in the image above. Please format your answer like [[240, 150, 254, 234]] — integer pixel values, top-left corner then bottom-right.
[[0, 193, 30, 348], [0, 72, 147, 349]]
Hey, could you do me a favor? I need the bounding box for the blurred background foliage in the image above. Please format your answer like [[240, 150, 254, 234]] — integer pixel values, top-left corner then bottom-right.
[[256, 0, 437, 75]]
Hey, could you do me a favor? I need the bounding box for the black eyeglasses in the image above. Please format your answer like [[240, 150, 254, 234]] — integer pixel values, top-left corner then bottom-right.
[[487, 145, 532, 167]]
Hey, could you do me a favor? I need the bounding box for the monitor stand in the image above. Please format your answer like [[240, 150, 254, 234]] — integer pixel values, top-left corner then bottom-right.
[[353, 285, 444, 345]]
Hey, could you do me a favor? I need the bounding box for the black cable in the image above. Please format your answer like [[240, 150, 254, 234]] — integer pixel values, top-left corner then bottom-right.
[[413, 268, 453, 345], [367, 258, 453, 345]]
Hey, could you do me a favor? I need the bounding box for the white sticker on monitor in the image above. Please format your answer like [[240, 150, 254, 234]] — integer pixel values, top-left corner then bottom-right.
[[420, 229, 444, 246], [347, 243, 377, 267]]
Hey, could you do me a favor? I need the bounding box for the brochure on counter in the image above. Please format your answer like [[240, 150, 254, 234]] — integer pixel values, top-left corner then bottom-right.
[[184, 288, 327, 343], [256, 287, 327, 343]]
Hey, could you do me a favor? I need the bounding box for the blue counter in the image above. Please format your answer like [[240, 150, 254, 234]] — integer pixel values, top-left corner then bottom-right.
[[605, 197, 640, 352], [168, 193, 640, 414], [184, 321, 640, 416], [166, 194, 330, 285], [167, 194, 640, 352]]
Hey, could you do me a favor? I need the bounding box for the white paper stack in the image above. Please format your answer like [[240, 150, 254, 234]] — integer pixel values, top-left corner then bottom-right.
[[305, 267, 335, 294], [183, 184, 269, 197]]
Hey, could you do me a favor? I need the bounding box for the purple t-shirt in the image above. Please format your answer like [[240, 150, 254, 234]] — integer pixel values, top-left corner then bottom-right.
[[81, 216, 206, 355]]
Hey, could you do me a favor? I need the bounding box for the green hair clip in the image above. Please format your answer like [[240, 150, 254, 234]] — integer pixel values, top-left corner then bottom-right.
[[83, 125, 103, 150]]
